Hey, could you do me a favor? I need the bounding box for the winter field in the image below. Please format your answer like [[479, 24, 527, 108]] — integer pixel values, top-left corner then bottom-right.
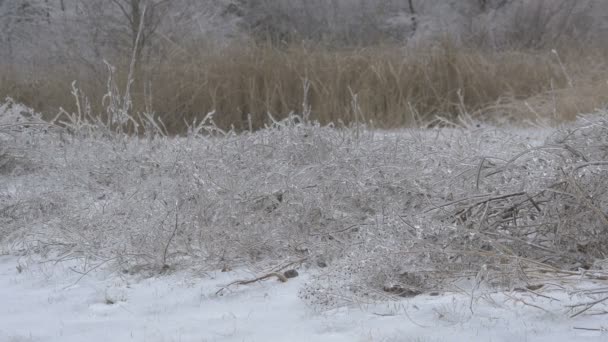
[[1, 98, 608, 341], [3, 1, 608, 340], [0, 100, 608, 341]]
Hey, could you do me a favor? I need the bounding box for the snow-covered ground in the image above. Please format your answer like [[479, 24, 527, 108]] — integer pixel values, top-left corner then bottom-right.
[[1, 255, 606, 342]]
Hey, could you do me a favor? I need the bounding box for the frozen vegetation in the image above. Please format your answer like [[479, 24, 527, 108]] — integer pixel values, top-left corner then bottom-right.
[[2, 1, 608, 340], [1, 98, 608, 340]]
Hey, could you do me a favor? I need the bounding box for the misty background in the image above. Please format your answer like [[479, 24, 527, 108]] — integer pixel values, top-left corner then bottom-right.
[[2, 0, 608, 130]]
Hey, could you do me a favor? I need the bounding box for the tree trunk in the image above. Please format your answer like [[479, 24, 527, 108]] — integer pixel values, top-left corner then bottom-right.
[[408, 0, 417, 36]]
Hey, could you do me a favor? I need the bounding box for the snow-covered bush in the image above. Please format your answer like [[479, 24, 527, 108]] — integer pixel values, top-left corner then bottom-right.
[[1, 98, 607, 308]]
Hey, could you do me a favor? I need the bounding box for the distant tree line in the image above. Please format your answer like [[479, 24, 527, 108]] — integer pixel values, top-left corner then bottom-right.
[[0, 0, 601, 73]]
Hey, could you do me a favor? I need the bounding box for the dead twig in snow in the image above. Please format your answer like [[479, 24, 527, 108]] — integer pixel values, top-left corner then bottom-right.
[[568, 296, 608, 318], [215, 272, 289, 295]]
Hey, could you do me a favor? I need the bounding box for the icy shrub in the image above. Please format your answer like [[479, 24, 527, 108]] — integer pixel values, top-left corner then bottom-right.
[[1, 99, 607, 307]]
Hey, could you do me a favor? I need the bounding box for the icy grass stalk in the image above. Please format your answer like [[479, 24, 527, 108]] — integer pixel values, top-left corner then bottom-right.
[[1, 99, 608, 308]]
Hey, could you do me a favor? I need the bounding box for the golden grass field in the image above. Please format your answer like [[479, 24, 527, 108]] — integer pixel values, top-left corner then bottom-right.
[[2, 40, 608, 132]]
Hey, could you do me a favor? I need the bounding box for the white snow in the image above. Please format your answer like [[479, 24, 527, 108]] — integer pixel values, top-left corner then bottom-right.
[[1, 256, 606, 342], [2, 100, 608, 341]]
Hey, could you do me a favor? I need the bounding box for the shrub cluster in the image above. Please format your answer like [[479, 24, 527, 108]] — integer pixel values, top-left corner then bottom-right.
[[2, 99, 607, 307]]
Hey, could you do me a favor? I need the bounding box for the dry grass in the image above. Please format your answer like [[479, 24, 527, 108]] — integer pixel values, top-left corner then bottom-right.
[[2, 41, 608, 132]]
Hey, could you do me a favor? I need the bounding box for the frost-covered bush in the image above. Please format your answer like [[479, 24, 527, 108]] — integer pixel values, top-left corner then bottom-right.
[[0, 99, 50, 175], [300, 116, 608, 308], [1, 99, 607, 308], [236, 0, 413, 45]]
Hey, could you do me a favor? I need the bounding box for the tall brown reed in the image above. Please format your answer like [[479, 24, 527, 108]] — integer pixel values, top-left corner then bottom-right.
[[2, 41, 607, 133]]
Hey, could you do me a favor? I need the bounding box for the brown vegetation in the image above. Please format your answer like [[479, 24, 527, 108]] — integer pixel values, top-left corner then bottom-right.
[[2, 41, 607, 133]]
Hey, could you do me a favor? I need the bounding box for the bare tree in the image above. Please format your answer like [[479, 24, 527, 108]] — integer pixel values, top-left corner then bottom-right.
[[479, 0, 512, 12], [108, 0, 170, 65], [0, 0, 51, 69], [236, 0, 411, 46], [505, 0, 592, 49], [408, 0, 417, 36]]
